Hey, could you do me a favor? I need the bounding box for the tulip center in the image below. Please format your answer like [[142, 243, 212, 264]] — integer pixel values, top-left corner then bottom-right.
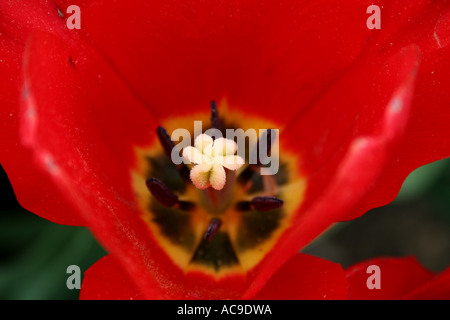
[[132, 100, 306, 278], [182, 133, 245, 213]]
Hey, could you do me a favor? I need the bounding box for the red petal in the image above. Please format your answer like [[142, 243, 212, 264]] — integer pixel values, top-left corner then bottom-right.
[[244, 44, 421, 298], [345, 257, 434, 300], [0, 26, 82, 225], [18, 30, 185, 299], [80, 255, 145, 300], [403, 267, 450, 300], [73, 0, 375, 121], [253, 254, 349, 300], [351, 3, 450, 221], [355, 44, 450, 219]]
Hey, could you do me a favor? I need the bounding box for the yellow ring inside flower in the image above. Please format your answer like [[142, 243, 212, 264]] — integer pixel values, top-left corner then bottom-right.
[[131, 101, 306, 278]]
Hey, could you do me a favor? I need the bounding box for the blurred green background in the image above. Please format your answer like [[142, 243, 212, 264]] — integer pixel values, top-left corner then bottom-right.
[[0, 158, 449, 299], [304, 158, 450, 272], [0, 166, 107, 300]]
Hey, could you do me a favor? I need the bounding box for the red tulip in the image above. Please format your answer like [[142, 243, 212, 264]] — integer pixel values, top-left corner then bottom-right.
[[0, 1, 449, 299]]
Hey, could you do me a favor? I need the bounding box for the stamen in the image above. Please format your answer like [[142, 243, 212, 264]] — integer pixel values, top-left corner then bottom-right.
[[156, 126, 175, 159], [156, 126, 190, 181], [146, 177, 178, 207], [146, 177, 195, 210], [204, 218, 222, 241], [256, 129, 275, 166], [238, 129, 276, 188], [236, 196, 283, 212], [210, 100, 222, 132], [252, 196, 283, 211]]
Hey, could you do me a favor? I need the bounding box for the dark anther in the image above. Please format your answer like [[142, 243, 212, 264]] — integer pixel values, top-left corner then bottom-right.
[[156, 126, 175, 159], [236, 196, 283, 212], [252, 196, 283, 211], [146, 177, 195, 210], [146, 177, 178, 207], [256, 129, 275, 166], [210, 100, 222, 132], [238, 129, 276, 187], [156, 126, 190, 181], [204, 218, 222, 241]]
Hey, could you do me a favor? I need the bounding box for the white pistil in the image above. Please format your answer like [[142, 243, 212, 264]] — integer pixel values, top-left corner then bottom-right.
[[182, 134, 244, 190]]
